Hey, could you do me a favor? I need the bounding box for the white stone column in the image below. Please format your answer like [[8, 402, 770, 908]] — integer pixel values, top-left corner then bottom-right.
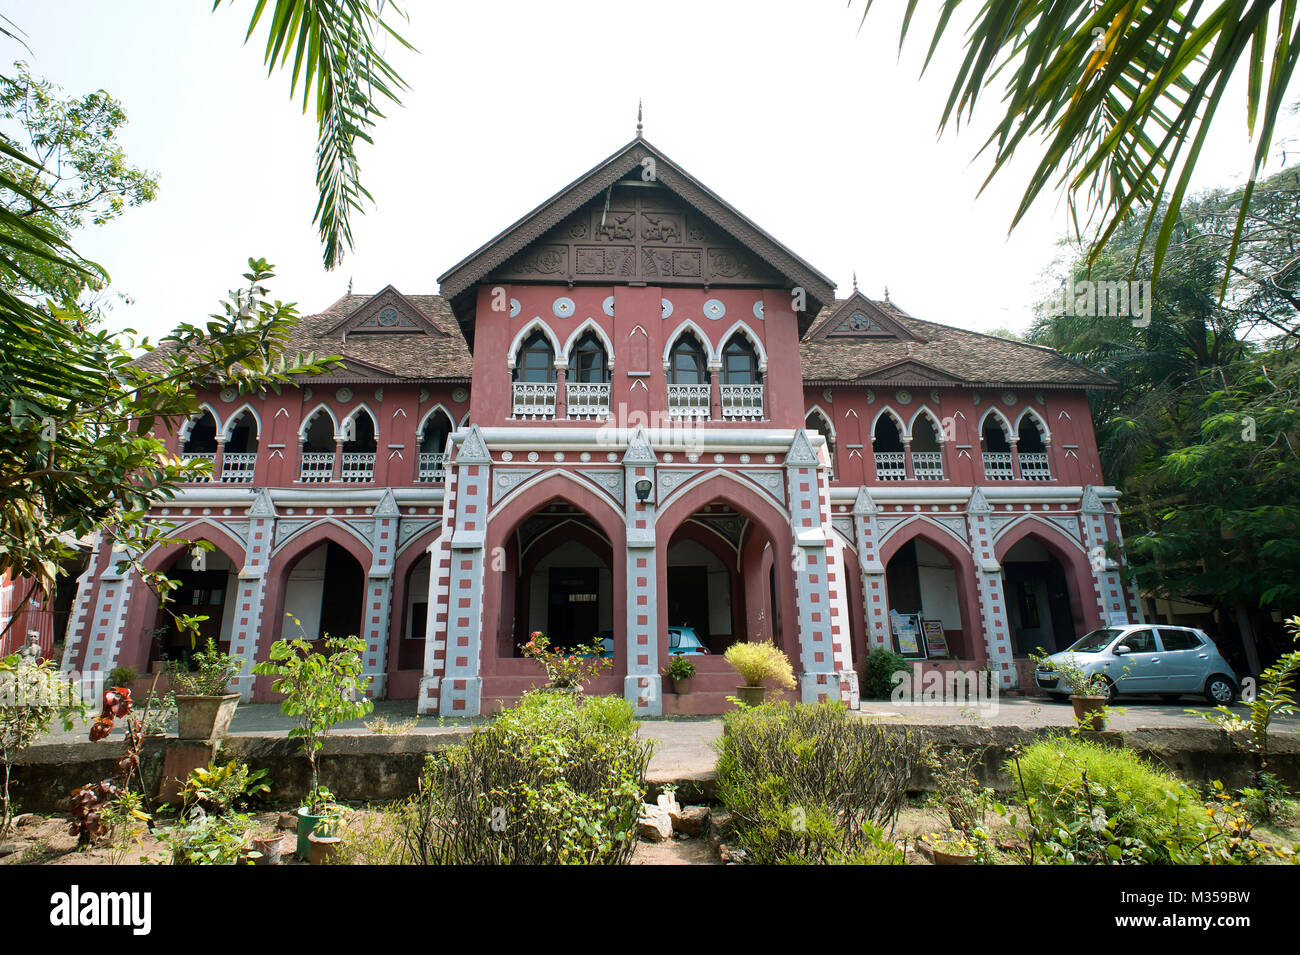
[[360, 489, 400, 699], [622, 426, 661, 715], [1081, 485, 1128, 625], [228, 489, 275, 700], [852, 487, 891, 650], [784, 429, 839, 703], [437, 425, 491, 716], [966, 487, 1016, 688]]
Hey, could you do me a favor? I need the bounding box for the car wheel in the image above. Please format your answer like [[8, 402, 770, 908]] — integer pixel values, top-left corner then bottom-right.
[[1102, 678, 1119, 703], [1204, 675, 1237, 706]]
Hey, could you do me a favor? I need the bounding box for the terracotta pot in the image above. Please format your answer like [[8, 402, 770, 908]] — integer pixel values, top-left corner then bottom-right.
[[931, 846, 976, 865], [1070, 695, 1108, 731], [252, 832, 288, 865], [308, 831, 342, 866], [736, 686, 766, 706], [296, 806, 338, 861], [175, 693, 240, 741], [671, 676, 692, 695]]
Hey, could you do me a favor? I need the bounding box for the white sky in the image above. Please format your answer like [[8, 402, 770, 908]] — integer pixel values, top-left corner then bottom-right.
[[8, 1, 1298, 342]]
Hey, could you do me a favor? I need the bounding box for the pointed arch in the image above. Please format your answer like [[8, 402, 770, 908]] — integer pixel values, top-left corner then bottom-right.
[[219, 402, 262, 441], [978, 407, 1014, 442], [298, 403, 340, 441], [1015, 406, 1052, 445], [870, 406, 908, 443], [561, 318, 616, 370], [417, 402, 455, 437], [269, 516, 375, 563], [717, 320, 768, 372], [908, 405, 945, 443], [661, 319, 717, 368], [179, 404, 221, 445], [506, 317, 562, 370], [340, 401, 379, 439], [804, 404, 835, 441]]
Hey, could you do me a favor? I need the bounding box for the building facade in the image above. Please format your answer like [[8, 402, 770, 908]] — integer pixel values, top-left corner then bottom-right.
[[61, 137, 1142, 715]]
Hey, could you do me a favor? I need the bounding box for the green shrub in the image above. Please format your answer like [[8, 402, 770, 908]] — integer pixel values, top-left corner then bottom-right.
[[861, 647, 908, 699], [108, 665, 137, 686], [402, 690, 652, 864], [1010, 737, 1201, 861], [724, 641, 795, 689], [715, 700, 922, 864]]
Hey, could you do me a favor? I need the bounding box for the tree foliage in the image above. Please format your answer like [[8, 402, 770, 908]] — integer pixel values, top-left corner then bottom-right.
[[861, 1, 1300, 293]]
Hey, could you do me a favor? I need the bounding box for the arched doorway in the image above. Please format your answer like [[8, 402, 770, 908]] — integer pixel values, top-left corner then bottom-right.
[[882, 531, 976, 659], [278, 539, 365, 643], [397, 550, 431, 671], [1000, 535, 1079, 655], [665, 511, 744, 654], [150, 544, 240, 665]]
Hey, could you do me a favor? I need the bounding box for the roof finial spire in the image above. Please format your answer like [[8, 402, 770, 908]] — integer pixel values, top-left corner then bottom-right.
[[884, 285, 890, 302], [347, 275, 353, 296], [636, 99, 643, 139], [852, 271, 858, 293]]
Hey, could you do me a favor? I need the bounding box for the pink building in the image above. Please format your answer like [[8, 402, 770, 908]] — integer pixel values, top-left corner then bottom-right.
[[61, 137, 1141, 715]]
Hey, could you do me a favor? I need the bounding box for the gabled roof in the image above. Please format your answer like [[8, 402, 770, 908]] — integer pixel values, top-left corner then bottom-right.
[[806, 291, 925, 343], [801, 297, 1115, 389], [134, 288, 474, 382], [437, 137, 836, 325]]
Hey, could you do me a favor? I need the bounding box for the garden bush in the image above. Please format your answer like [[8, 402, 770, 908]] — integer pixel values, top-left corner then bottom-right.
[[1010, 737, 1202, 861], [715, 700, 922, 864], [401, 690, 652, 864], [861, 647, 908, 700]]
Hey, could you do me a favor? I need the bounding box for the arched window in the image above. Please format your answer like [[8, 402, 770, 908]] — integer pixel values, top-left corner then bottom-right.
[[514, 331, 556, 383], [572, 331, 610, 383], [872, 412, 905, 480], [722, 335, 760, 385], [981, 416, 1011, 453], [182, 410, 218, 455], [224, 410, 259, 454], [1017, 416, 1046, 453], [804, 410, 836, 477], [419, 409, 453, 455], [301, 409, 335, 453], [910, 414, 944, 480], [872, 413, 904, 452], [669, 334, 709, 384], [343, 409, 377, 453]]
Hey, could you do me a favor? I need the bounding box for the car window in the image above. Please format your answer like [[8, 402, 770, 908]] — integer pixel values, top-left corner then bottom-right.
[[1067, 628, 1123, 652], [1158, 628, 1201, 651], [1123, 628, 1158, 653]]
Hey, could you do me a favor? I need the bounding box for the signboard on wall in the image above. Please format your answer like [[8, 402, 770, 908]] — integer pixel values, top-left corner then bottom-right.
[[921, 619, 949, 658], [890, 610, 927, 659]]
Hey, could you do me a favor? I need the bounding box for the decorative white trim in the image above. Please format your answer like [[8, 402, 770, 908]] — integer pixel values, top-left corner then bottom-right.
[[416, 404, 456, 449], [907, 405, 946, 443], [661, 319, 716, 369], [339, 402, 379, 442], [1015, 406, 1053, 444], [717, 320, 769, 373], [876, 514, 973, 553], [803, 404, 836, 442], [298, 403, 340, 442], [179, 403, 222, 445], [219, 402, 262, 442], [869, 406, 908, 443], [506, 317, 562, 370], [978, 406, 1015, 442], [993, 513, 1088, 554], [560, 317, 617, 370]]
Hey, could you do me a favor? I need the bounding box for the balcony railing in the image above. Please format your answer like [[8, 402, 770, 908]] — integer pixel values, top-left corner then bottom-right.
[[720, 383, 764, 420], [512, 381, 556, 418], [340, 452, 375, 483], [300, 452, 333, 483], [417, 452, 447, 483], [667, 383, 711, 419], [220, 452, 257, 484], [182, 452, 214, 482], [911, 450, 944, 481], [566, 381, 610, 418], [1018, 451, 1051, 481], [983, 451, 1014, 481], [874, 451, 906, 481]]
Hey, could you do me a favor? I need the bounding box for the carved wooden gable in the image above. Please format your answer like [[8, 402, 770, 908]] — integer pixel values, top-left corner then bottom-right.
[[327, 285, 445, 337], [489, 177, 783, 288], [809, 292, 923, 343]]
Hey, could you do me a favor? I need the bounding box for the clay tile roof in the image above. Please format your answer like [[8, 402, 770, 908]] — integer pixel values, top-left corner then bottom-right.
[[800, 297, 1115, 389], [134, 289, 474, 382]]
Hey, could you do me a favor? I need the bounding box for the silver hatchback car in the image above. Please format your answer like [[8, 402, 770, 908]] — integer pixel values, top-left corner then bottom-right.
[[1034, 624, 1238, 705]]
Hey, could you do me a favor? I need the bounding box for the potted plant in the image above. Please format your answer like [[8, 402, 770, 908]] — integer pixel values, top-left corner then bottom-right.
[[168, 638, 242, 740], [929, 830, 977, 865], [251, 633, 373, 860], [723, 640, 796, 706], [520, 630, 611, 693], [664, 655, 696, 694], [1031, 650, 1111, 731], [252, 831, 289, 865]]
